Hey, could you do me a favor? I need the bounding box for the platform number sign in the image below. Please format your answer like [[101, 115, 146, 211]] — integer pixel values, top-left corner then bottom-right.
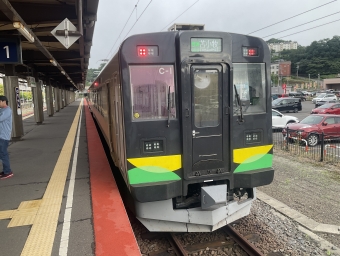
[[0, 38, 22, 64]]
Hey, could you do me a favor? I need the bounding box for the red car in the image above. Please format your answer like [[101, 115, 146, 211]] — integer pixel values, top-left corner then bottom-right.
[[311, 103, 340, 114], [282, 114, 340, 146]]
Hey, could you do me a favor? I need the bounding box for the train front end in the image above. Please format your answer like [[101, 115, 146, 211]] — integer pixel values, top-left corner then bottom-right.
[[120, 31, 274, 232]]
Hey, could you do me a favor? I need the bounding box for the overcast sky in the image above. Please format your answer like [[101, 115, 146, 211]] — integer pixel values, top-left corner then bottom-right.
[[88, 0, 340, 69]]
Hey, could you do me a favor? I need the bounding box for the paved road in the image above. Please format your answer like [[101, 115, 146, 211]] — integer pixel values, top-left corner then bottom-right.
[[285, 100, 315, 121]]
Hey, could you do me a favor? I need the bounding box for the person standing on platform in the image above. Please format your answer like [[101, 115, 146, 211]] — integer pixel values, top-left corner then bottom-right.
[[0, 95, 13, 179]]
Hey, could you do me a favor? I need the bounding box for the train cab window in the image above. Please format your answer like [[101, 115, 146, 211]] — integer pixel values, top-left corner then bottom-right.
[[233, 63, 266, 115], [130, 65, 176, 120]]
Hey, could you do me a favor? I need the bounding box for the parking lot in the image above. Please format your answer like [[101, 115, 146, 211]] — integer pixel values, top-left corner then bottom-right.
[[285, 100, 315, 120], [272, 100, 340, 164]]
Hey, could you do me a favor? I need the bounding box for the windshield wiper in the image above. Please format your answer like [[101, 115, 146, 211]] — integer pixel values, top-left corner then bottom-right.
[[234, 84, 244, 123], [167, 86, 171, 127]]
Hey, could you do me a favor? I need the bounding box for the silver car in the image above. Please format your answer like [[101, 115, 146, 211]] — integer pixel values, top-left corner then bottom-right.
[[312, 93, 337, 104]]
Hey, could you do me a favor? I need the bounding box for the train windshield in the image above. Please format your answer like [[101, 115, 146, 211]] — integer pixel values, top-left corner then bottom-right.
[[233, 63, 266, 115], [129, 65, 176, 121]]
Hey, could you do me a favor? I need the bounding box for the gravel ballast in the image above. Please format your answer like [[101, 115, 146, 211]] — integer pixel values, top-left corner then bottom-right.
[[259, 151, 340, 250]]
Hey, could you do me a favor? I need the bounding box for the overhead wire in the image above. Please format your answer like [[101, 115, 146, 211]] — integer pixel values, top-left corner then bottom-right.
[[104, 1, 140, 61], [278, 18, 340, 39], [247, 0, 337, 35], [123, 0, 153, 40], [160, 0, 200, 32], [105, 0, 153, 60], [262, 11, 340, 38]]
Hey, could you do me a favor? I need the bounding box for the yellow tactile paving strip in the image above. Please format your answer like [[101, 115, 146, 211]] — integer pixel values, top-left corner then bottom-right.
[[0, 102, 82, 256], [0, 210, 15, 220], [8, 200, 42, 227]]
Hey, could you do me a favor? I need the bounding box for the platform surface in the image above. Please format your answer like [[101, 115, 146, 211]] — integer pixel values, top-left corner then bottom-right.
[[0, 99, 140, 256]]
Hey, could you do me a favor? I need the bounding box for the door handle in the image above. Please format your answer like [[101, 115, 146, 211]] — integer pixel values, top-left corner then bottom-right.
[[192, 130, 200, 137]]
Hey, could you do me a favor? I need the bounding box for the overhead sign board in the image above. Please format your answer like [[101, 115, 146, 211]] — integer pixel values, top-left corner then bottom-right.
[[0, 38, 22, 64], [27, 76, 36, 87], [51, 18, 80, 49]]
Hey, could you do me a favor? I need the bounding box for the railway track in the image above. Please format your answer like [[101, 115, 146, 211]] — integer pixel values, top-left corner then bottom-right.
[[144, 225, 265, 256]]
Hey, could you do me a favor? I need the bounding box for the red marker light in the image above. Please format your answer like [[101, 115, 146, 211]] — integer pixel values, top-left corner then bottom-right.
[[137, 46, 159, 57], [139, 48, 146, 56], [248, 48, 256, 56], [94, 81, 98, 87], [242, 47, 258, 57]]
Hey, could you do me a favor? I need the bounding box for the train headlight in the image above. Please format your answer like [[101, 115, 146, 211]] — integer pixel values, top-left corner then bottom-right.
[[242, 47, 259, 57], [143, 140, 164, 153], [245, 131, 262, 144], [137, 46, 159, 57]]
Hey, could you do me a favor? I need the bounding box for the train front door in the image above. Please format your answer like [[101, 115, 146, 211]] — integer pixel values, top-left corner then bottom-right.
[[190, 65, 225, 176]]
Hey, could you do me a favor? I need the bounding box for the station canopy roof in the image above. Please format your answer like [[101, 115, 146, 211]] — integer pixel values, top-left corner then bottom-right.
[[0, 0, 99, 91]]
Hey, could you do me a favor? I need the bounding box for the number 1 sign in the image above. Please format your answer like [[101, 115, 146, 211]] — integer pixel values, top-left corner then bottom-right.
[[0, 38, 22, 64]]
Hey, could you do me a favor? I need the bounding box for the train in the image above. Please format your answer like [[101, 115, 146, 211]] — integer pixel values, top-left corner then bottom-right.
[[87, 28, 274, 232]]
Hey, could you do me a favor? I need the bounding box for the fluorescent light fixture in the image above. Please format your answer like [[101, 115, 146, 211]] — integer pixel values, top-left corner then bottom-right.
[[50, 59, 57, 66], [13, 22, 35, 43], [61, 71, 66, 75]]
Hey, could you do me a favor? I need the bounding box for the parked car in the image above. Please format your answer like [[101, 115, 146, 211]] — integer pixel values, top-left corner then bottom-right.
[[272, 97, 302, 113], [271, 94, 279, 100], [314, 99, 339, 108], [311, 102, 340, 114], [282, 114, 340, 146], [272, 93, 289, 98], [289, 92, 307, 101], [312, 93, 337, 104], [308, 91, 317, 96], [272, 109, 299, 130], [300, 91, 310, 96]]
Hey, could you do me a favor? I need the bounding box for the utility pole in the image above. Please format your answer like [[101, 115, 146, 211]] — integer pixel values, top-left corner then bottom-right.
[[296, 64, 299, 77], [318, 74, 320, 89]]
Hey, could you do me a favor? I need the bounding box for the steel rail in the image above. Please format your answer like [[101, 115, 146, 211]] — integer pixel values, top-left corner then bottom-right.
[[224, 225, 264, 256], [168, 233, 188, 256]]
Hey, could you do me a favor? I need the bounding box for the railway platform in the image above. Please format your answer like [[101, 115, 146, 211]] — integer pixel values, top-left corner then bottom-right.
[[0, 99, 141, 256]]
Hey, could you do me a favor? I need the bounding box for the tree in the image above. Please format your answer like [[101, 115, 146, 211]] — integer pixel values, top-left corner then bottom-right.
[[269, 36, 340, 78], [267, 38, 287, 44], [0, 83, 3, 95], [20, 91, 32, 101], [86, 62, 106, 86]]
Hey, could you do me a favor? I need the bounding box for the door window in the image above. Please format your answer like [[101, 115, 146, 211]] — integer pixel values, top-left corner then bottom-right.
[[325, 117, 336, 125], [193, 69, 219, 127], [129, 65, 176, 120], [272, 110, 281, 116]]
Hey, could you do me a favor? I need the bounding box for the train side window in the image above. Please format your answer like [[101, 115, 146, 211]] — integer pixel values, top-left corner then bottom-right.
[[129, 65, 176, 121], [233, 63, 266, 115]]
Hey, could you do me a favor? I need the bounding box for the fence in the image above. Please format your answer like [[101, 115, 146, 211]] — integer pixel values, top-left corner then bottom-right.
[[272, 128, 340, 166]]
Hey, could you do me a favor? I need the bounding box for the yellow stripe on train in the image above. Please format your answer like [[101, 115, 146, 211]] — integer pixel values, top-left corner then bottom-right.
[[128, 155, 182, 171], [233, 145, 273, 164]]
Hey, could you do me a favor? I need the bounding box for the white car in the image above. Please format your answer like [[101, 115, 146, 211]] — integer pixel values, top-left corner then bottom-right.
[[272, 109, 299, 129], [312, 93, 337, 104]]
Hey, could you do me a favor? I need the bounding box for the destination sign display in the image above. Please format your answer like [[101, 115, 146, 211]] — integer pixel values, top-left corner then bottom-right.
[[191, 38, 222, 53]]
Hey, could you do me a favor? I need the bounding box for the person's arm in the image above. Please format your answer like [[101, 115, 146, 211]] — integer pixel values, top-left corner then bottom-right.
[[0, 108, 11, 122]]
